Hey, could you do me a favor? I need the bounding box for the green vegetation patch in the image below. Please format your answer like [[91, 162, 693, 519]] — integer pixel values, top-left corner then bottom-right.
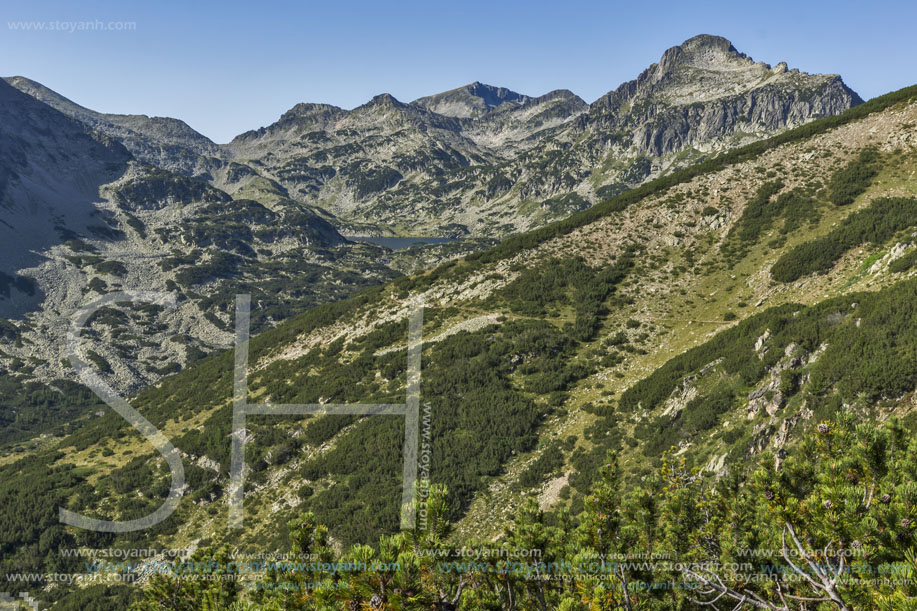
[[771, 197, 917, 282], [723, 182, 822, 263], [517, 442, 565, 488], [497, 254, 632, 342], [889, 248, 917, 274], [827, 148, 880, 206], [0, 375, 105, 445]]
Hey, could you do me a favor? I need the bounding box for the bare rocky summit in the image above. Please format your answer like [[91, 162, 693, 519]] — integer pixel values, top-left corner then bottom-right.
[[4, 76, 223, 176], [587, 34, 861, 156], [412, 81, 533, 118]]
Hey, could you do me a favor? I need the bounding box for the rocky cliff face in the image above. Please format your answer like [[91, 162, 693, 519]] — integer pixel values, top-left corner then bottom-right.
[[585, 35, 862, 156]]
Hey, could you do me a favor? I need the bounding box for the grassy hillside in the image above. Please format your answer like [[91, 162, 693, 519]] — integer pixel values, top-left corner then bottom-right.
[[3, 85, 917, 609]]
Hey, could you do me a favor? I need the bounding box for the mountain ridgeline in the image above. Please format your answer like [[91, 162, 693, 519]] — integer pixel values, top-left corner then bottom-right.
[[218, 34, 862, 236], [7, 34, 860, 238]]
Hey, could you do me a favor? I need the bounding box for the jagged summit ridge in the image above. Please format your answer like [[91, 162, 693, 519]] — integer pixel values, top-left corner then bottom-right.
[[412, 81, 531, 118], [602, 34, 861, 108], [658, 34, 749, 73], [214, 34, 862, 236]]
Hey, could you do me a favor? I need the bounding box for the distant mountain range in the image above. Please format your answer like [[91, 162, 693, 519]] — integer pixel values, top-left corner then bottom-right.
[[6, 35, 861, 238]]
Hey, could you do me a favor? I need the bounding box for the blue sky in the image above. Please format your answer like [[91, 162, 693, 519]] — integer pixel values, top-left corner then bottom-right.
[[2, 0, 915, 143]]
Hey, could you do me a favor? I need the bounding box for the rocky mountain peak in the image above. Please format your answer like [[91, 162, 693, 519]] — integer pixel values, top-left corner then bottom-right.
[[660, 34, 748, 71], [648, 34, 755, 88], [365, 92, 404, 108], [273, 102, 344, 128], [464, 82, 528, 108], [412, 82, 530, 118], [538, 88, 583, 102], [593, 33, 859, 116], [228, 102, 345, 150], [281, 102, 343, 118]]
